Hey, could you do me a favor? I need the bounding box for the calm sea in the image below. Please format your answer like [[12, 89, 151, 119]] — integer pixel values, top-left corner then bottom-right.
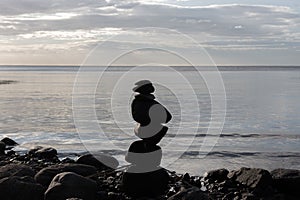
[[0, 65, 299, 175]]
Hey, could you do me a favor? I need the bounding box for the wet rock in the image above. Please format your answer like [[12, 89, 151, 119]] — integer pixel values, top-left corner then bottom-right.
[[0, 164, 35, 179], [0, 176, 44, 200], [35, 163, 97, 186], [44, 172, 97, 200], [29, 146, 58, 159], [1, 137, 18, 146], [76, 153, 118, 169], [0, 142, 5, 154], [167, 187, 209, 200], [228, 167, 273, 196], [271, 168, 300, 195], [122, 167, 169, 197], [204, 168, 229, 183]]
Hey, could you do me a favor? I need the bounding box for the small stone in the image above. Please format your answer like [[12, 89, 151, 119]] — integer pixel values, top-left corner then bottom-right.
[[61, 157, 75, 163], [6, 150, 16, 156], [44, 172, 97, 200], [132, 80, 155, 94], [167, 187, 209, 200], [183, 173, 190, 181], [1, 137, 18, 146], [29, 146, 57, 159], [204, 168, 229, 183], [76, 153, 118, 169]]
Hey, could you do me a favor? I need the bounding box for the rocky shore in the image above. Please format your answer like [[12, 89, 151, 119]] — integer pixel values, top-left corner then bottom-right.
[[0, 137, 299, 200]]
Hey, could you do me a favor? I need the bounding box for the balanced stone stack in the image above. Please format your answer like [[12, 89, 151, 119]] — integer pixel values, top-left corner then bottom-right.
[[122, 80, 172, 197]]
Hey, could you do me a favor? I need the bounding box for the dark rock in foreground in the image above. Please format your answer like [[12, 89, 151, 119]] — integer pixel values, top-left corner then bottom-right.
[[204, 168, 229, 183], [0, 164, 35, 179], [0, 176, 44, 200], [35, 163, 97, 186], [228, 167, 273, 196], [0, 137, 299, 200], [44, 172, 97, 200], [271, 168, 300, 196]]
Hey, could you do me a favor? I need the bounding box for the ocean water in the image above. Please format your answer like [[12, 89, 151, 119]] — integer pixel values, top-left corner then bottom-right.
[[0, 66, 299, 175]]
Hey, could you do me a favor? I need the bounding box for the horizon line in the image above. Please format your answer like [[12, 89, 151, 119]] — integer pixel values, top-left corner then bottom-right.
[[0, 64, 300, 67]]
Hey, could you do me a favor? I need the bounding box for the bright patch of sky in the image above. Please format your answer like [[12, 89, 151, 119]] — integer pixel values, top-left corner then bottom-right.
[[0, 0, 299, 65]]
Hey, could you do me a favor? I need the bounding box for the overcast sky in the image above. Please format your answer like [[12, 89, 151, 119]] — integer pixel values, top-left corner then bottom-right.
[[0, 0, 299, 66]]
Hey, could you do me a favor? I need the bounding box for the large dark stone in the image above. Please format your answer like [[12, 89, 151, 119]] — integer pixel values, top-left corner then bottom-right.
[[167, 187, 209, 200], [34, 163, 97, 186], [271, 168, 300, 195], [122, 167, 169, 197], [1, 137, 18, 146], [203, 168, 229, 183], [44, 172, 97, 200], [125, 140, 162, 169], [131, 95, 172, 126], [228, 167, 273, 196], [134, 124, 168, 145], [0, 164, 35, 179], [0, 176, 44, 200], [28, 146, 57, 159], [76, 153, 118, 169]]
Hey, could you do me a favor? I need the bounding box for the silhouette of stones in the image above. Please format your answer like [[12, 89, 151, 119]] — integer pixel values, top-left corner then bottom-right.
[[122, 167, 169, 197], [122, 80, 172, 197], [125, 140, 162, 171], [131, 81, 172, 126], [134, 124, 168, 145]]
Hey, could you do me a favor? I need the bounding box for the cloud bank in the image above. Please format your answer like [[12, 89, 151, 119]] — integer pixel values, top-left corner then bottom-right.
[[0, 0, 299, 65]]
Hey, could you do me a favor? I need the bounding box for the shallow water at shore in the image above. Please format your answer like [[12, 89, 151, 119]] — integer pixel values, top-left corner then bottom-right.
[[0, 66, 299, 174]]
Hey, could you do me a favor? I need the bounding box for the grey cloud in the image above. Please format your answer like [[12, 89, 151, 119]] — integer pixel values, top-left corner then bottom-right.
[[1, 2, 298, 36], [0, 1, 299, 53], [0, 0, 107, 15]]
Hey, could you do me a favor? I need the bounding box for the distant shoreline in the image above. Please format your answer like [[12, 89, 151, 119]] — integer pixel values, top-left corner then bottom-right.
[[0, 65, 299, 72], [0, 80, 18, 85], [0, 65, 299, 67]]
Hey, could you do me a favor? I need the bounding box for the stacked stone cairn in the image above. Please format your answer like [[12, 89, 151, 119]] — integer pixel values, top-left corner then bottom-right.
[[122, 80, 172, 197]]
